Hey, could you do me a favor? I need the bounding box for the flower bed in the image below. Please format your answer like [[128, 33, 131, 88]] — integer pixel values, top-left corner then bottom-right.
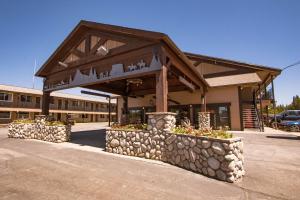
[[172, 126, 233, 139], [106, 113, 244, 183], [8, 116, 71, 143]]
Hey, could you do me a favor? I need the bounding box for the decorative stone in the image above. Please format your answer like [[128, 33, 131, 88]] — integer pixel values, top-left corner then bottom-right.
[[166, 134, 176, 144], [208, 157, 220, 170], [201, 149, 210, 158], [133, 142, 141, 148], [110, 139, 119, 148], [190, 163, 197, 171], [216, 170, 226, 181], [207, 167, 215, 177], [177, 142, 185, 149], [167, 144, 173, 151], [225, 154, 236, 161], [202, 140, 211, 148], [190, 139, 196, 147], [189, 149, 196, 162], [212, 142, 225, 155]]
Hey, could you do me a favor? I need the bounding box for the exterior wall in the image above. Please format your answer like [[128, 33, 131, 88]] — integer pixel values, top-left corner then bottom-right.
[[117, 86, 241, 130], [0, 89, 116, 124], [106, 113, 245, 183]]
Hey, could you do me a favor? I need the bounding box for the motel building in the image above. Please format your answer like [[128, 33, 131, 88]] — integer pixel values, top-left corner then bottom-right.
[[0, 84, 116, 124], [34, 20, 281, 131]]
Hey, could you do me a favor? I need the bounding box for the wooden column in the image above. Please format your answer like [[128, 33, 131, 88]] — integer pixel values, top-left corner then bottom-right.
[[271, 76, 277, 128], [258, 85, 264, 132], [122, 95, 129, 124], [108, 97, 111, 126], [200, 94, 206, 112], [238, 86, 244, 131], [42, 91, 50, 115], [156, 65, 168, 112]]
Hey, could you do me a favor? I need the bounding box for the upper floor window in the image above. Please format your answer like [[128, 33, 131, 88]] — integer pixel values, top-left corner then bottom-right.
[[0, 92, 12, 101], [20, 95, 32, 103], [36, 97, 41, 104], [50, 96, 55, 104], [72, 101, 79, 107]]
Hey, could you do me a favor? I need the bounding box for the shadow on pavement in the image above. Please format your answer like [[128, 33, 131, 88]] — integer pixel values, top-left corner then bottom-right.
[[266, 135, 300, 140], [69, 129, 106, 149]]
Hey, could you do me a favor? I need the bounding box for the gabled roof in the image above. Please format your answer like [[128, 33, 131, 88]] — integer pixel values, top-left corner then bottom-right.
[[184, 52, 282, 74], [36, 20, 208, 87]]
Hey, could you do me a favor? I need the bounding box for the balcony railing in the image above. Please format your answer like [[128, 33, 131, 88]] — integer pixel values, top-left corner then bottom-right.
[[0, 101, 14, 107], [17, 102, 41, 109], [0, 100, 116, 113]]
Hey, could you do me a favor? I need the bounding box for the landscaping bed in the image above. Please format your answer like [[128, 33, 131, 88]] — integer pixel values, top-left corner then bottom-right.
[[8, 117, 71, 143], [106, 123, 244, 183]]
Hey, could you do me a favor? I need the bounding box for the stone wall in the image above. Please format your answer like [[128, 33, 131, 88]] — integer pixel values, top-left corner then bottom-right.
[[8, 115, 71, 143], [198, 112, 210, 129], [106, 112, 244, 183]]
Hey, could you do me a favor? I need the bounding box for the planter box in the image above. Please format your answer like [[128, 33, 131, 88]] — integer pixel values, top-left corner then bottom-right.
[[106, 129, 244, 183], [8, 122, 71, 143]]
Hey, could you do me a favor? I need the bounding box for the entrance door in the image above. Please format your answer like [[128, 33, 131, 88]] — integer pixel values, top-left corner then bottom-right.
[[169, 105, 190, 126]]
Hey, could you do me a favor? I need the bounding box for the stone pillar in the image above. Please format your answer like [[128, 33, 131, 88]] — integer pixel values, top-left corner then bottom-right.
[[34, 115, 47, 140], [198, 112, 210, 130], [146, 112, 176, 133]]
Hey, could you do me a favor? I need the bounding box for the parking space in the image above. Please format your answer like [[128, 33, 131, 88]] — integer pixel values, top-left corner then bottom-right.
[[0, 124, 299, 199]]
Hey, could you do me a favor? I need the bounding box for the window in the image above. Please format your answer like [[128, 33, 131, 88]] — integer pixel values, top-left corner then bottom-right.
[[72, 101, 79, 107], [20, 95, 32, 103], [17, 112, 29, 119], [0, 92, 12, 101], [0, 111, 11, 119], [287, 111, 297, 116], [50, 96, 55, 104], [36, 97, 41, 104]]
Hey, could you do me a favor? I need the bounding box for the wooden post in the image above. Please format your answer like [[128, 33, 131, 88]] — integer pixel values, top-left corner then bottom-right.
[[108, 97, 111, 126], [258, 85, 264, 132], [123, 95, 129, 124], [42, 91, 50, 115], [271, 76, 277, 128], [201, 94, 206, 112], [156, 65, 168, 112], [238, 86, 244, 131]]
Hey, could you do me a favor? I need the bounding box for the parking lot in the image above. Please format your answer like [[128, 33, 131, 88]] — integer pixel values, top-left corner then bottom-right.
[[0, 123, 300, 200]]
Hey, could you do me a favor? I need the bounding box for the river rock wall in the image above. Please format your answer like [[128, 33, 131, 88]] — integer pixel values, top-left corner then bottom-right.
[[8, 115, 71, 143], [106, 112, 244, 183]]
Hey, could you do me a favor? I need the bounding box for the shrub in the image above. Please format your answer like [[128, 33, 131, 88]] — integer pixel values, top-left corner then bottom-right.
[[45, 121, 66, 126], [13, 119, 34, 124], [111, 123, 147, 131], [172, 126, 233, 139]]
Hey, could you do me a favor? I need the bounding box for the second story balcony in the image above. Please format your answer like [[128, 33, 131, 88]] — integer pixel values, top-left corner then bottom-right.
[[0, 100, 14, 107], [18, 102, 41, 109]]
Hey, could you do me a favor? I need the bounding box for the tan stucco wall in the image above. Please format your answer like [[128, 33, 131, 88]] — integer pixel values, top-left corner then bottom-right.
[[117, 86, 242, 130]]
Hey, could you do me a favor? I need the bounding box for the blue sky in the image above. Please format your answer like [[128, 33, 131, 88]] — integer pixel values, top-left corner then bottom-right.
[[0, 0, 299, 105]]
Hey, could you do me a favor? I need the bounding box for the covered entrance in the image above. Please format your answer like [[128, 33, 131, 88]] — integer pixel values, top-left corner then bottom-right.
[[36, 21, 208, 124]]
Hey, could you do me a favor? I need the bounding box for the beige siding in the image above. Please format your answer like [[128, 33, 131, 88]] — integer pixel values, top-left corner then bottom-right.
[[117, 86, 242, 130]]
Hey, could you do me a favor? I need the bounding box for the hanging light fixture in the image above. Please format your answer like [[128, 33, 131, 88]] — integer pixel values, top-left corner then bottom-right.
[[127, 78, 143, 86]]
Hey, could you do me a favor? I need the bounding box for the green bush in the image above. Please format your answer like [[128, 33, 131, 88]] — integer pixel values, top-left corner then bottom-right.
[[111, 123, 147, 131], [13, 119, 34, 124], [45, 121, 66, 126], [172, 126, 233, 139]]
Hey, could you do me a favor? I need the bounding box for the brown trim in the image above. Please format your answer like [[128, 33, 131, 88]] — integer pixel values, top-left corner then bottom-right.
[[185, 52, 282, 74], [238, 86, 244, 131], [203, 68, 255, 79]]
